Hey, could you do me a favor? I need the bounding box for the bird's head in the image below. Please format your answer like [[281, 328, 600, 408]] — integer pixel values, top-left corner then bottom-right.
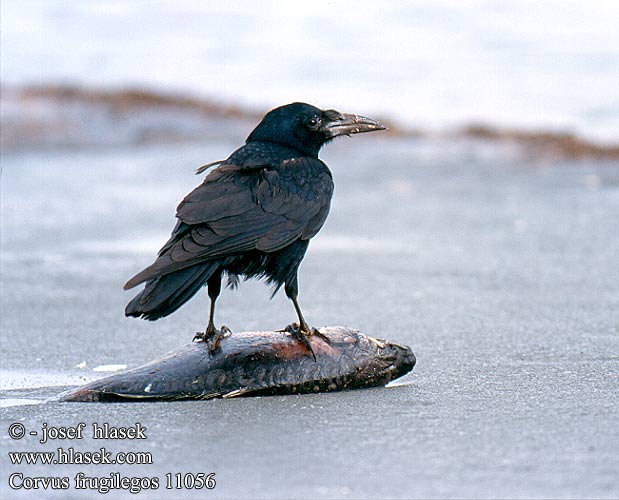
[[247, 102, 386, 157]]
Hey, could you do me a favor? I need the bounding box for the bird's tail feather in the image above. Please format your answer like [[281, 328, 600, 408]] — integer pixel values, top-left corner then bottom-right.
[[125, 262, 218, 320]]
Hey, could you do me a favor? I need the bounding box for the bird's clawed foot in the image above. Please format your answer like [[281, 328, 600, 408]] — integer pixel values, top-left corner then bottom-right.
[[278, 323, 330, 361], [193, 325, 232, 353], [308, 327, 332, 345]]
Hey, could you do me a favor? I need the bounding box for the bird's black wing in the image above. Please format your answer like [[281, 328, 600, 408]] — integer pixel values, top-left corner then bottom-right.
[[124, 158, 333, 289]]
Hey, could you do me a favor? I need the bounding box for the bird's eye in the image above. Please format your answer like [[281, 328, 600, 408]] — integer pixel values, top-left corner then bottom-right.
[[306, 117, 320, 129]]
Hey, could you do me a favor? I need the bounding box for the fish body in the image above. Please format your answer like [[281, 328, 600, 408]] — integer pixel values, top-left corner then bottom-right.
[[58, 327, 415, 402]]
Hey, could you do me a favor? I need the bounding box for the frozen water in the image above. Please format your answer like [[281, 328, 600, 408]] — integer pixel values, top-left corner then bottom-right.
[[1, 136, 618, 498]]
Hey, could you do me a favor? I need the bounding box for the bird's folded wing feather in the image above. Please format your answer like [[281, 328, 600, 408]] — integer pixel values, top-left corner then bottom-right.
[[124, 159, 333, 289]]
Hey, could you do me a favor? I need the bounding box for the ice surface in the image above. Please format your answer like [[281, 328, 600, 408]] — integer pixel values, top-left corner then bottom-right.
[[1, 137, 618, 498]]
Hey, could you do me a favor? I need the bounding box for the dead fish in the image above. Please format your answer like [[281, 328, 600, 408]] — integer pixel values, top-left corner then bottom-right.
[[57, 326, 415, 402]]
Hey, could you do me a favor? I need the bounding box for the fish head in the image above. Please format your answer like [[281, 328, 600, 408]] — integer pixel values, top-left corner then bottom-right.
[[363, 336, 416, 384]]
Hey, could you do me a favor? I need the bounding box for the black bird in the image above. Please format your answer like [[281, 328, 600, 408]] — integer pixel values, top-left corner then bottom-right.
[[124, 102, 385, 357]]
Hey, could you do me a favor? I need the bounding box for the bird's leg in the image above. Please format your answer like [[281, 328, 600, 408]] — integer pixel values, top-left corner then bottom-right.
[[193, 272, 229, 352], [282, 276, 321, 360], [288, 280, 331, 344], [291, 295, 311, 334]]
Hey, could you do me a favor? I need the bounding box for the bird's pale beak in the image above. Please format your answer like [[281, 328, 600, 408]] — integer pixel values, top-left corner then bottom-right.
[[322, 112, 387, 138]]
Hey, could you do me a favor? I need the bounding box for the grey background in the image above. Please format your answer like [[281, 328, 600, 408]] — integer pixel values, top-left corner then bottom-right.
[[2, 136, 618, 498]]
